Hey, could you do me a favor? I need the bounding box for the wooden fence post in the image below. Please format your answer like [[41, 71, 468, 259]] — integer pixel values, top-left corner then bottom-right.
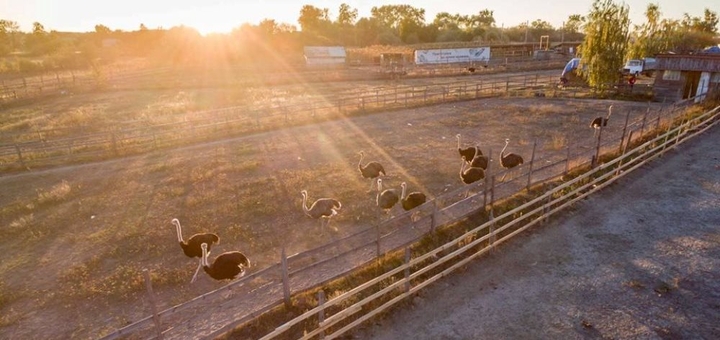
[[640, 107, 649, 136], [564, 144, 571, 177], [317, 290, 326, 340], [15, 144, 26, 169], [526, 140, 537, 191], [593, 124, 603, 168], [430, 199, 438, 234], [142, 269, 163, 340], [488, 210, 496, 250], [111, 133, 118, 155], [404, 247, 411, 293], [616, 130, 635, 176], [281, 247, 291, 308], [375, 210, 383, 256], [618, 111, 631, 154], [483, 148, 492, 208]]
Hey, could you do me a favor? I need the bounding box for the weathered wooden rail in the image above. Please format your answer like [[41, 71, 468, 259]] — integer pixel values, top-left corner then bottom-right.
[[95, 95, 710, 339]]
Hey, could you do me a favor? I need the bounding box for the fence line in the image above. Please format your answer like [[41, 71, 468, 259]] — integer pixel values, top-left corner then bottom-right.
[[96, 94, 709, 339], [1, 72, 566, 173], [260, 102, 720, 340]]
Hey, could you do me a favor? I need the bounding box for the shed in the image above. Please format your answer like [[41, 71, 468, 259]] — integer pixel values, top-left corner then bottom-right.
[[303, 46, 347, 68], [652, 52, 720, 103]]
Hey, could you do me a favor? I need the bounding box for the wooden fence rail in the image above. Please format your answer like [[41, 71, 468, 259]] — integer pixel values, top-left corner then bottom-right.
[[259, 102, 720, 340], [1, 73, 561, 173], [96, 95, 710, 339]]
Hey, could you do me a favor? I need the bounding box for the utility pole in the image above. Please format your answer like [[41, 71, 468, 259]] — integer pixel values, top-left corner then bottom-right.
[[524, 20, 529, 43]]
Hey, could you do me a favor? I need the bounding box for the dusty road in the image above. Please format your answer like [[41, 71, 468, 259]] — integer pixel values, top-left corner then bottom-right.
[[353, 124, 720, 339]]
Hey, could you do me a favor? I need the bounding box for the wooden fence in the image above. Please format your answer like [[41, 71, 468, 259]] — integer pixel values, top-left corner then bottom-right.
[[0, 72, 564, 173], [96, 94, 713, 339]]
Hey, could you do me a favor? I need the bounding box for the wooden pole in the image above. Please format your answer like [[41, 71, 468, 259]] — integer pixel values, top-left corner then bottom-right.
[[593, 124, 604, 168], [15, 144, 25, 169], [618, 111, 631, 154], [375, 222, 381, 257], [404, 247, 411, 293], [564, 144, 570, 177], [281, 247, 291, 308], [640, 107, 649, 136], [488, 210, 496, 249], [430, 199, 438, 233], [526, 140, 537, 191], [142, 269, 163, 340], [317, 290, 326, 340]]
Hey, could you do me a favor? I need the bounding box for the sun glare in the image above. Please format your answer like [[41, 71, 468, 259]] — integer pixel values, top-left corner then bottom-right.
[[156, 2, 298, 35]]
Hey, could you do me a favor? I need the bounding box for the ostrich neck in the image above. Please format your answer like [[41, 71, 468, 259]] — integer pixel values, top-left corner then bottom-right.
[[358, 153, 364, 170], [457, 135, 461, 149], [501, 143, 508, 158], [175, 222, 184, 243], [301, 193, 310, 213], [401, 185, 407, 200]]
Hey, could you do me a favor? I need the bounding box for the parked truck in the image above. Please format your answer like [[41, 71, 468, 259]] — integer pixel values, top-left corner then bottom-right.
[[622, 57, 657, 76]]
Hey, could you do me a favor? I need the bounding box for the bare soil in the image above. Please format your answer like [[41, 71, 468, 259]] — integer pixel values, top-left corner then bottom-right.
[[0, 92, 668, 339], [352, 123, 720, 339]]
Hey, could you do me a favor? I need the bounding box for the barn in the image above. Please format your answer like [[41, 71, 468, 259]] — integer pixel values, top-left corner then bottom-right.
[[652, 50, 720, 103]]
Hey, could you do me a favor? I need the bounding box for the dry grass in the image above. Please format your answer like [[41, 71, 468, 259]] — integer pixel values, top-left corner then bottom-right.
[[0, 79, 666, 339]]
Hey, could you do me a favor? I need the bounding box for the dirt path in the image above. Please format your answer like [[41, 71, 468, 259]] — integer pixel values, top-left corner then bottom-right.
[[353, 124, 720, 339]]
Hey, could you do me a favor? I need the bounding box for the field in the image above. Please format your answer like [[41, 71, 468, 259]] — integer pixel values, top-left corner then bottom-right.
[[354, 123, 720, 340], [0, 65, 662, 339]]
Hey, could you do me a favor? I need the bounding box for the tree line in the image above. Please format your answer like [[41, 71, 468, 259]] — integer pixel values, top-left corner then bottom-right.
[[0, 2, 717, 76]]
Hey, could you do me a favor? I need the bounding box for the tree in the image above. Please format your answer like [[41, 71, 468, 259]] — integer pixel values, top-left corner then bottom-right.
[[565, 14, 585, 33], [298, 5, 330, 33], [94, 24, 111, 35], [0, 19, 21, 55], [336, 3, 358, 26], [577, 0, 630, 89]]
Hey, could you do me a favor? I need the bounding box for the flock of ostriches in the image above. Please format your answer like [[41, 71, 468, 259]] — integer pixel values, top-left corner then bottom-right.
[[171, 107, 613, 283]]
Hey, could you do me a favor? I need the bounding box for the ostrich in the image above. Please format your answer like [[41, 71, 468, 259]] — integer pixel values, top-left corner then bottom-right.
[[590, 105, 613, 137], [400, 182, 427, 222], [460, 156, 485, 184], [456, 134, 482, 162], [469, 146, 489, 170], [200, 243, 250, 281], [358, 151, 386, 192], [301, 190, 342, 233], [500, 139, 524, 181], [376, 178, 400, 215], [172, 218, 220, 283]]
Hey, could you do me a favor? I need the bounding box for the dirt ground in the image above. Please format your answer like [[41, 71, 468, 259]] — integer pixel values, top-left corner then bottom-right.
[[352, 124, 720, 339], [0, 93, 671, 339]]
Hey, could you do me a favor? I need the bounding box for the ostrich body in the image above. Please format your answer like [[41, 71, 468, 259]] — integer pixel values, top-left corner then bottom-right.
[[172, 218, 220, 283], [376, 178, 399, 214], [500, 139, 524, 181], [358, 151, 386, 192], [591, 105, 613, 137], [469, 147, 489, 170], [301, 190, 342, 232], [456, 134, 482, 162], [201, 243, 250, 281], [460, 156, 485, 184], [400, 182, 427, 221]]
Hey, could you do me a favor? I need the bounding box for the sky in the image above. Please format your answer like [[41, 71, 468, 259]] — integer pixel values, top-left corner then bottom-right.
[[0, 0, 715, 35]]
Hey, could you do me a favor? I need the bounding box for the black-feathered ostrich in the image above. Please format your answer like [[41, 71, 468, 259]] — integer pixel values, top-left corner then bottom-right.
[[376, 178, 399, 215], [469, 145, 489, 170], [590, 105, 613, 137], [200, 243, 250, 281], [460, 156, 485, 196], [301, 190, 342, 233], [172, 218, 220, 283], [358, 151, 386, 192], [456, 134, 482, 162], [400, 182, 427, 222], [500, 138, 524, 181]]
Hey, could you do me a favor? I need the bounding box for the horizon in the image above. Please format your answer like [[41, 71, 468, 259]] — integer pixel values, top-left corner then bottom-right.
[[0, 0, 715, 35]]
